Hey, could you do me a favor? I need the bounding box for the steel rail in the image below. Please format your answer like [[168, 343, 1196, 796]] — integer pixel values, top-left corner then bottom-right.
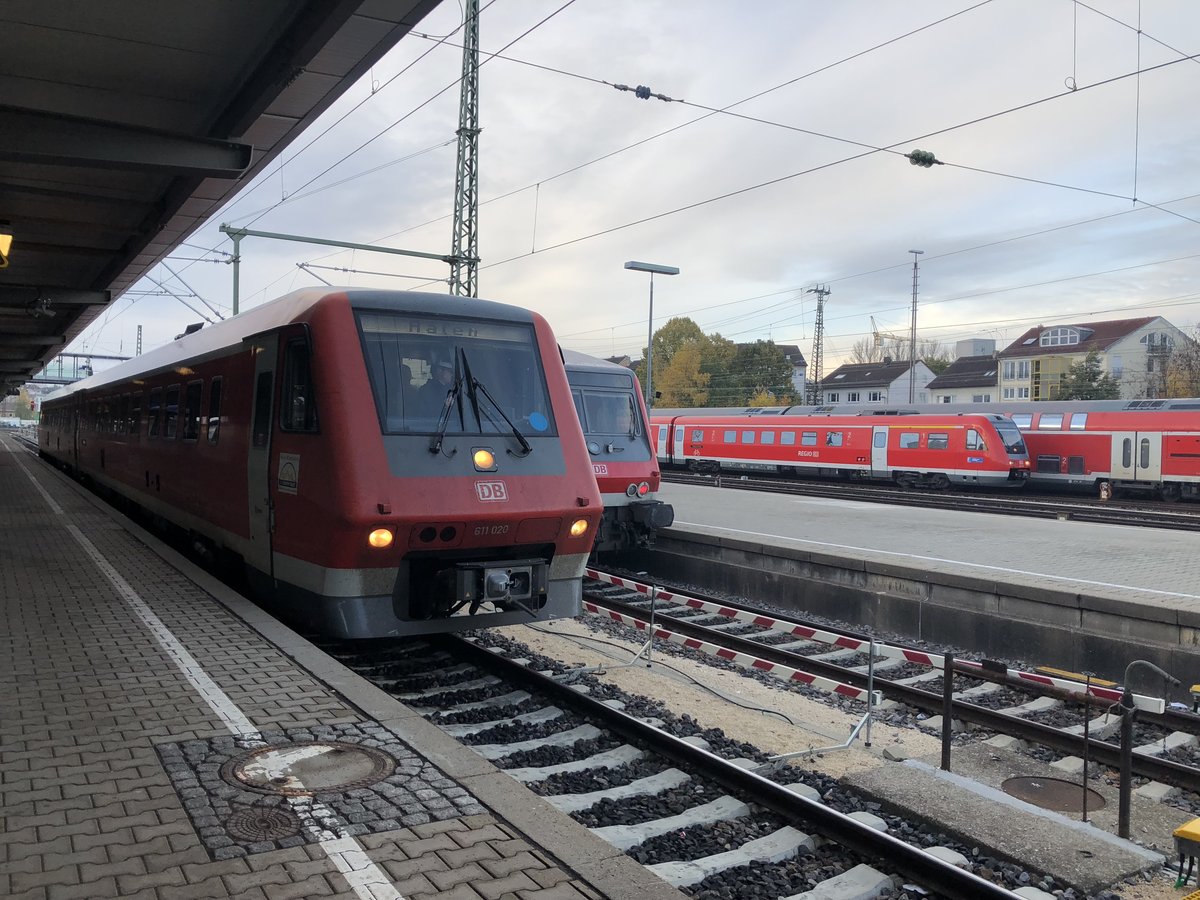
[[584, 592, 1200, 793], [445, 635, 1019, 900]]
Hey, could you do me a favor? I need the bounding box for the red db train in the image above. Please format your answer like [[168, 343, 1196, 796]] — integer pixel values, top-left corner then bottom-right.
[[812, 398, 1200, 501], [562, 350, 674, 552], [650, 410, 1030, 488], [39, 288, 602, 638]]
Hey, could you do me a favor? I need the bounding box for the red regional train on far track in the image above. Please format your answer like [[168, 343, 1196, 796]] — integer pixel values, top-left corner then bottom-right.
[[653, 398, 1200, 501], [651, 410, 1031, 489], [38, 288, 602, 639]]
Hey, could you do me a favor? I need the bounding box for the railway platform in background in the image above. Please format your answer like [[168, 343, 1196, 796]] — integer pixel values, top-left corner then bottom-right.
[[0, 433, 684, 900]]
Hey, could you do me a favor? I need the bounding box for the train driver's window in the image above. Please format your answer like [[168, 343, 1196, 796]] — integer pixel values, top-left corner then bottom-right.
[[1038, 414, 1063, 430], [780, 431, 795, 446], [899, 432, 920, 449], [282, 338, 319, 433], [723, 430, 737, 443], [800, 431, 817, 446], [928, 432, 949, 450], [966, 429, 985, 451], [826, 431, 843, 447]]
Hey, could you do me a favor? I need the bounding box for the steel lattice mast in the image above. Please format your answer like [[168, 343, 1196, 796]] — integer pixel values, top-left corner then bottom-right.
[[449, 0, 480, 297], [806, 284, 830, 403]]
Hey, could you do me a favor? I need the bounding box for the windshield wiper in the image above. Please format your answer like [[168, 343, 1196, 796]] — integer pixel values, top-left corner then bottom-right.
[[428, 361, 466, 455]]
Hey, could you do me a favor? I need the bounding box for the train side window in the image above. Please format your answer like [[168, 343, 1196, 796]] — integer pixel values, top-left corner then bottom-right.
[[966, 429, 986, 451], [1139, 438, 1151, 468], [928, 432, 949, 450], [723, 430, 737, 443], [183, 380, 202, 441], [1038, 414, 1063, 429], [1069, 413, 1088, 430], [252, 373, 273, 448], [1011, 414, 1032, 429], [690, 429, 704, 442], [780, 431, 796, 446], [741, 430, 755, 444], [800, 431, 817, 446], [207, 377, 223, 444], [281, 338, 319, 432], [761, 431, 776, 445], [129, 393, 141, 437], [826, 431, 843, 447], [873, 431, 886, 449], [1122, 438, 1132, 468], [900, 432, 920, 449], [164, 385, 180, 439], [147, 388, 163, 438]]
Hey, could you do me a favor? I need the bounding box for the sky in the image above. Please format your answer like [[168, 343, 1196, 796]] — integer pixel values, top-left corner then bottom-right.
[[71, 0, 1200, 378]]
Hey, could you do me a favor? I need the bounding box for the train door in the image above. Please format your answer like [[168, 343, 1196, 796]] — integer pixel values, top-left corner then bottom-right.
[[673, 424, 686, 461], [656, 424, 669, 462], [1110, 432, 1162, 482], [870, 426, 889, 477], [246, 334, 278, 580]]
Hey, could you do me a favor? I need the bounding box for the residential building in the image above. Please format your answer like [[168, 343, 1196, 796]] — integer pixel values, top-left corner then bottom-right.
[[925, 355, 999, 403], [774, 343, 808, 399], [997, 317, 1189, 401], [820, 359, 935, 405]]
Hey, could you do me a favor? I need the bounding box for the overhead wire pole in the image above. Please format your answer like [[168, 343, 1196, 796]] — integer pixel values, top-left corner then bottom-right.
[[449, 0, 481, 297], [805, 285, 829, 403], [908, 250, 924, 402]]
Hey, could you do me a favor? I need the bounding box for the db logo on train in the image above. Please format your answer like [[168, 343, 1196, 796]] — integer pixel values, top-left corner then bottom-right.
[[475, 481, 509, 502]]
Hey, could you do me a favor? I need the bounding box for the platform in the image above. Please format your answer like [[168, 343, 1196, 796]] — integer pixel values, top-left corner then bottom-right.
[[652, 482, 1200, 686], [0, 433, 686, 900]]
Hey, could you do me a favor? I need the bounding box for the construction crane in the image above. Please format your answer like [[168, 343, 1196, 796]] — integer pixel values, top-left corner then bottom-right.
[[869, 316, 906, 348]]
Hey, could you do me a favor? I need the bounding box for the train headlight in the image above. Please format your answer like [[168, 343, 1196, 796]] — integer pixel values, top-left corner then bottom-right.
[[368, 528, 394, 549], [625, 483, 639, 497], [569, 518, 590, 538], [473, 448, 497, 471], [637, 482, 650, 496]]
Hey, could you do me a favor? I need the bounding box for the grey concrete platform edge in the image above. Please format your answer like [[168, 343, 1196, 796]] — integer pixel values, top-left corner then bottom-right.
[[640, 525, 1200, 683], [45, 462, 688, 900]]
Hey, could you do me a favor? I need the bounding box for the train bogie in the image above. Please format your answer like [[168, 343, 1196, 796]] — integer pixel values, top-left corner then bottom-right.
[[39, 289, 602, 639]]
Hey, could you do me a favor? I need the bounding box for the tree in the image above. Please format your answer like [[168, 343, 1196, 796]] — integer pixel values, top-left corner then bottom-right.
[[1057, 350, 1120, 400], [1165, 330, 1200, 398], [709, 341, 793, 406], [654, 344, 710, 407]]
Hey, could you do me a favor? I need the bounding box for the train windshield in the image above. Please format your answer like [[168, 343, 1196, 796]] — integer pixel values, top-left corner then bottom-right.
[[358, 313, 557, 436], [994, 420, 1027, 455]]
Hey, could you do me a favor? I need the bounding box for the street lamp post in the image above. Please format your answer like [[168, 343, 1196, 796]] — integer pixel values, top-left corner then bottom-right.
[[624, 261, 679, 407]]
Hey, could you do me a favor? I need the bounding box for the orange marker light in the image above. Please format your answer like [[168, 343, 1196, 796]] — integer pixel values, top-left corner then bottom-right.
[[473, 448, 496, 470], [569, 518, 589, 538], [368, 528, 394, 549]]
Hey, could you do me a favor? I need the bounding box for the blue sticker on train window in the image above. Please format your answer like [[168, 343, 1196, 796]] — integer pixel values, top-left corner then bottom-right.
[[967, 456, 984, 464], [528, 412, 549, 432]]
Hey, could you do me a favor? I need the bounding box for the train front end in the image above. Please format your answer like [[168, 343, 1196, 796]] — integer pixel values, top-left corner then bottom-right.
[[987, 414, 1032, 485], [273, 291, 602, 639]]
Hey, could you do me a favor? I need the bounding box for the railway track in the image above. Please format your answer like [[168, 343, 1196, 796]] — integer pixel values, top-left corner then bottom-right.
[[321, 633, 1030, 899], [661, 470, 1200, 532], [583, 569, 1200, 797]]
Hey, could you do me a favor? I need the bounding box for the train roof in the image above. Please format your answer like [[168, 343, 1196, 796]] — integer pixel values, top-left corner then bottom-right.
[[46, 288, 541, 401], [654, 398, 1200, 418], [561, 349, 632, 374]]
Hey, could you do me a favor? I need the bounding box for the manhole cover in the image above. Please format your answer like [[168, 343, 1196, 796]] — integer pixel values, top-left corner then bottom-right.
[[1002, 776, 1107, 813], [226, 806, 303, 842], [223, 742, 396, 796]]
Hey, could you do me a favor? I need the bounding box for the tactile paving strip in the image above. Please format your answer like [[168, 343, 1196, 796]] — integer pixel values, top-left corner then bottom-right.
[[156, 720, 485, 859]]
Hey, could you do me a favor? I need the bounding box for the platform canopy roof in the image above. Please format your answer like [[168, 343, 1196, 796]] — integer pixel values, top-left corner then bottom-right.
[[0, 0, 442, 391]]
